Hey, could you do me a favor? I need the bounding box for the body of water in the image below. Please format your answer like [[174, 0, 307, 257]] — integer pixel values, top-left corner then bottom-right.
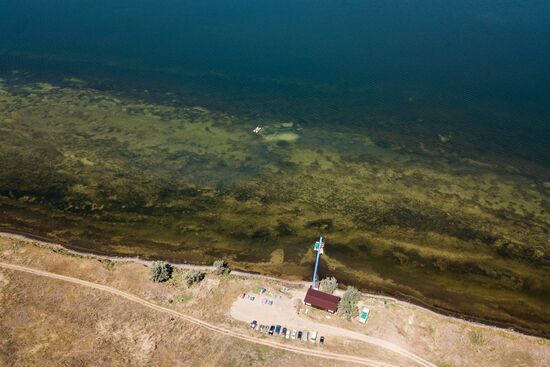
[[0, 0, 549, 337]]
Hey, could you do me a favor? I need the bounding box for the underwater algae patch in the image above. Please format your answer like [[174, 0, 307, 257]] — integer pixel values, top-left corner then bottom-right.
[[0, 75, 549, 337]]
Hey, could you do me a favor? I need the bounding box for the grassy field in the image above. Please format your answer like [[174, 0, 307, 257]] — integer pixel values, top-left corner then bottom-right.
[[0, 236, 549, 367]]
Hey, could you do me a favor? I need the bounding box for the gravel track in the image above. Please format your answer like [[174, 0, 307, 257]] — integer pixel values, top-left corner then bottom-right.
[[0, 261, 435, 367]]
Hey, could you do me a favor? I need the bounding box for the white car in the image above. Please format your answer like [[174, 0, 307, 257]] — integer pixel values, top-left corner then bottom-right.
[[302, 331, 308, 341], [359, 308, 370, 324], [291, 330, 297, 339], [310, 331, 317, 343], [285, 329, 290, 339]]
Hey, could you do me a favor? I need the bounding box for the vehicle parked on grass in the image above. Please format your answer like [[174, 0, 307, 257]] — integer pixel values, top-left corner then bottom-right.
[[320, 336, 325, 344], [269, 325, 275, 335], [302, 331, 308, 341], [255, 324, 260, 331], [239, 293, 246, 299], [281, 327, 287, 337], [275, 325, 281, 334], [285, 329, 290, 339], [359, 307, 370, 324], [297, 331, 302, 340], [250, 320, 257, 329], [268, 300, 273, 305], [310, 331, 317, 343], [291, 330, 297, 339]]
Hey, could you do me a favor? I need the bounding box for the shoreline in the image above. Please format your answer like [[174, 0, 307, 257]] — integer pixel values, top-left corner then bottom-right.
[[0, 229, 547, 341]]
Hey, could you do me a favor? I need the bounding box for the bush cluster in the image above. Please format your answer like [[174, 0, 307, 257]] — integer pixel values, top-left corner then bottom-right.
[[184, 270, 205, 286], [213, 259, 231, 275], [149, 261, 173, 282], [337, 286, 361, 320], [320, 277, 338, 294]]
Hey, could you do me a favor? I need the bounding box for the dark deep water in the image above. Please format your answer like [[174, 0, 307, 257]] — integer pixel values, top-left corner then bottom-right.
[[2, 0, 549, 166], [4, 0, 550, 166], [0, 0, 549, 337]]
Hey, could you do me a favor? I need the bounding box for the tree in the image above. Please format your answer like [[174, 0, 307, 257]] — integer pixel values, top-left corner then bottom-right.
[[320, 277, 338, 294], [213, 259, 231, 275], [150, 261, 173, 282], [184, 270, 205, 286], [337, 286, 361, 320]]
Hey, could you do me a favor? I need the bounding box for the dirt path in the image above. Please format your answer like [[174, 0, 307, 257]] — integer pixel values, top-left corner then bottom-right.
[[0, 261, 429, 367], [0, 231, 438, 366]]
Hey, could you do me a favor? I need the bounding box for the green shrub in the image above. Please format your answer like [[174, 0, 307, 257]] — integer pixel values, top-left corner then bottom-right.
[[184, 270, 205, 286], [337, 286, 361, 320], [320, 277, 338, 294], [213, 259, 231, 275], [149, 261, 173, 282], [468, 330, 485, 346]]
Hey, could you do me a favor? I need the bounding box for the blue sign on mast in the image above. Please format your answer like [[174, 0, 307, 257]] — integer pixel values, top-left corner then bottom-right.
[[312, 236, 324, 288]]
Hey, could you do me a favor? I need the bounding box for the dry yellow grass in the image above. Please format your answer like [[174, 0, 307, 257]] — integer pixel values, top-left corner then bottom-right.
[[0, 236, 548, 367]]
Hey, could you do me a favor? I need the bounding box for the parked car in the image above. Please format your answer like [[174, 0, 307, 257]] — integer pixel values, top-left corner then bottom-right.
[[275, 325, 281, 334], [268, 300, 273, 306], [302, 331, 308, 341], [281, 327, 287, 337], [359, 307, 370, 324], [269, 325, 275, 335], [255, 324, 260, 331], [259, 288, 266, 294], [250, 320, 257, 329], [291, 330, 297, 339], [285, 329, 290, 339], [239, 293, 246, 299], [249, 296, 255, 301], [262, 298, 267, 304], [320, 336, 325, 344], [297, 331, 302, 340], [310, 331, 317, 343]]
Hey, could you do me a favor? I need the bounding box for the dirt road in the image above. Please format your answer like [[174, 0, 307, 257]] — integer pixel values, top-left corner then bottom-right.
[[0, 231, 437, 366], [0, 261, 433, 367]]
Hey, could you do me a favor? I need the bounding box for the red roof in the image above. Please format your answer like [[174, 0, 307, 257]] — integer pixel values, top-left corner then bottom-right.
[[304, 287, 341, 313]]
